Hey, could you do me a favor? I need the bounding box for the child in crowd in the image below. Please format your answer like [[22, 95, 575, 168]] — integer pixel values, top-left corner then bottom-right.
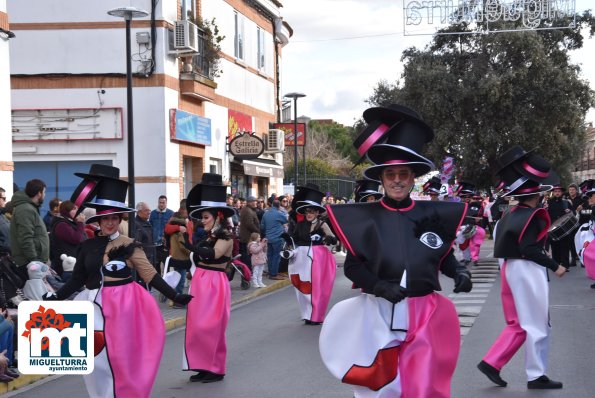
[[248, 232, 267, 288]]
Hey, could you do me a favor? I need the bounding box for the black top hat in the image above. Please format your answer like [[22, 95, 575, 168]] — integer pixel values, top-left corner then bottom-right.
[[292, 183, 321, 208], [362, 105, 435, 180], [455, 181, 476, 197], [363, 104, 434, 138], [422, 176, 442, 195], [579, 179, 595, 198], [74, 164, 120, 180], [353, 120, 393, 159], [512, 152, 551, 184], [294, 186, 326, 215], [71, 164, 121, 215], [494, 146, 532, 174], [84, 178, 134, 224], [354, 179, 383, 202], [186, 173, 234, 219], [494, 147, 552, 197]]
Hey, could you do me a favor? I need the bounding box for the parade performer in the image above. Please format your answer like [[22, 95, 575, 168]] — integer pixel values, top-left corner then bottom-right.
[[573, 179, 595, 289], [319, 104, 472, 398], [354, 179, 383, 202], [477, 146, 565, 390], [47, 173, 192, 398], [283, 185, 337, 325], [184, 174, 234, 383], [454, 182, 486, 266]]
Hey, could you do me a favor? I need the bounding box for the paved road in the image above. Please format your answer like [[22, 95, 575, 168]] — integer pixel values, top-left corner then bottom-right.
[[8, 240, 595, 397]]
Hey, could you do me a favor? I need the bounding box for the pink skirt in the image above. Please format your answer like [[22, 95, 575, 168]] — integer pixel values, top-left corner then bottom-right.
[[184, 267, 231, 374], [288, 245, 337, 322], [100, 282, 165, 398]]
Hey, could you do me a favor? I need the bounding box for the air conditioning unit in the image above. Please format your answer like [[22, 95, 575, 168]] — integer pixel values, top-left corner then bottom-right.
[[172, 20, 199, 53], [265, 129, 285, 153]]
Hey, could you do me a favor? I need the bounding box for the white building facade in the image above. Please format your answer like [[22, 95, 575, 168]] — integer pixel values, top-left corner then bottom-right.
[[0, 0, 14, 196], [8, 0, 291, 212]]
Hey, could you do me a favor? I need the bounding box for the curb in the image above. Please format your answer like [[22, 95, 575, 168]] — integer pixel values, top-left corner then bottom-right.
[[1, 279, 292, 395], [0, 374, 56, 394], [164, 278, 292, 332]]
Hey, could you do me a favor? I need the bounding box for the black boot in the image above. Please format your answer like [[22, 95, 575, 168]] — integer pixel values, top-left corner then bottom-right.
[[477, 361, 507, 387], [527, 375, 563, 389], [189, 372, 207, 382], [201, 372, 224, 383]]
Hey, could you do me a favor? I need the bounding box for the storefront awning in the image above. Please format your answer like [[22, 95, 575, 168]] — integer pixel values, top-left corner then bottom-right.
[[243, 158, 284, 178]]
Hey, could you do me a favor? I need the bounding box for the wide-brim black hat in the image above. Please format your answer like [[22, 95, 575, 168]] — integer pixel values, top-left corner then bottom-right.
[[512, 152, 551, 184], [366, 121, 433, 164], [422, 176, 442, 195], [84, 178, 134, 224], [295, 202, 327, 215], [74, 163, 121, 180], [502, 180, 552, 197], [292, 183, 321, 209], [354, 179, 383, 202], [294, 185, 325, 212], [494, 146, 533, 175], [71, 164, 121, 216], [364, 157, 434, 181], [455, 181, 476, 197], [363, 104, 434, 141], [187, 173, 234, 219], [353, 120, 393, 160], [579, 179, 595, 198]]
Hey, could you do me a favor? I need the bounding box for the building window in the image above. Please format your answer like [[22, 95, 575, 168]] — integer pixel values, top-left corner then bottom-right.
[[209, 158, 222, 174], [234, 11, 244, 60], [183, 0, 194, 20], [257, 27, 265, 71]]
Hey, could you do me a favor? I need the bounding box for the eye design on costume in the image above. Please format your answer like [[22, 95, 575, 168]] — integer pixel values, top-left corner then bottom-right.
[[105, 260, 126, 272], [420, 232, 443, 249]]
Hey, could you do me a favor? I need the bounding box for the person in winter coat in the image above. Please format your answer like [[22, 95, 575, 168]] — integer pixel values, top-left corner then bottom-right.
[[9, 179, 49, 281], [248, 232, 267, 288]]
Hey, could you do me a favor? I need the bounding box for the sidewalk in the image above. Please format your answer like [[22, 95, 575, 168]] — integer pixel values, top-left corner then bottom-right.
[[156, 270, 293, 331], [1, 252, 348, 395]]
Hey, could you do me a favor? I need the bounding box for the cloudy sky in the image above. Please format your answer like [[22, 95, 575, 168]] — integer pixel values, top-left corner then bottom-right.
[[280, 0, 595, 126]]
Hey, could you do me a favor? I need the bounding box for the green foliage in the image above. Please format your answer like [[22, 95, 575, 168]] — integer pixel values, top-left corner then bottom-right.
[[285, 158, 338, 184], [366, 10, 595, 188], [194, 17, 225, 78], [309, 121, 359, 163]]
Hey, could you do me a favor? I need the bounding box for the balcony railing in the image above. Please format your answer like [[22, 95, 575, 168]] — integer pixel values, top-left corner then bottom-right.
[[191, 30, 214, 80]]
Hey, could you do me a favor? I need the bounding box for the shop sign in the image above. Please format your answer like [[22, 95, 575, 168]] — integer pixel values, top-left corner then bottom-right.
[[272, 122, 306, 147], [243, 162, 284, 178], [228, 109, 252, 137], [169, 109, 211, 146], [228, 133, 264, 160]]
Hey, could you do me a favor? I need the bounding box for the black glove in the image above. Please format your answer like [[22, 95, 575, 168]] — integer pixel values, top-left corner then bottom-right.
[[323, 235, 337, 245], [150, 274, 193, 303], [42, 292, 59, 301], [173, 293, 193, 305], [372, 280, 407, 304], [453, 265, 472, 293]]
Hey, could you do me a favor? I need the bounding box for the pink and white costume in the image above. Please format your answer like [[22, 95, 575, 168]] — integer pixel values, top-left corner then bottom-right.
[[574, 220, 595, 280], [183, 265, 231, 374], [288, 244, 336, 323]]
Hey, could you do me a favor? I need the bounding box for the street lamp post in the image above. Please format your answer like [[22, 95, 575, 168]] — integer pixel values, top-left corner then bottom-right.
[[283, 92, 306, 187], [107, 6, 148, 236]]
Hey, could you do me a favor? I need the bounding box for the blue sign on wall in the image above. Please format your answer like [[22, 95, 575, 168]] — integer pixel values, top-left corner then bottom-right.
[[170, 109, 211, 146]]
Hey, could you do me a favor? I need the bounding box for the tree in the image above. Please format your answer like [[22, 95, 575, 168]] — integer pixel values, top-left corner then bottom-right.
[[366, 10, 595, 188], [283, 121, 355, 177]]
